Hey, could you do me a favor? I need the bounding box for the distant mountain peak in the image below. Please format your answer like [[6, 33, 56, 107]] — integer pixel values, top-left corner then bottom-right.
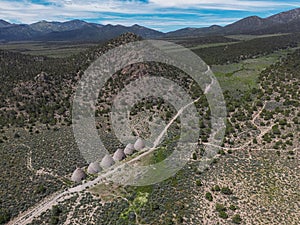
[[226, 15, 263, 26], [267, 7, 300, 24], [208, 25, 223, 30], [222, 15, 266, 34], [0, 19, 11, 28], [209, 25, 222, 28], [63, 19, 87, 25], [247, 15, 263, 20], [69, 19, 85, 22], [29, 19, 89, 33]]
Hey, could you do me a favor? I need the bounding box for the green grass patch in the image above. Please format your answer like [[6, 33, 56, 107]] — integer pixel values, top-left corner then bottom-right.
[[212, 47, 299, 92], [120, 191, 149, 220]]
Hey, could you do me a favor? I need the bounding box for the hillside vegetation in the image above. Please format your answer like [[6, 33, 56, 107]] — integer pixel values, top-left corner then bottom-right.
[[0, 32, 299, 225]]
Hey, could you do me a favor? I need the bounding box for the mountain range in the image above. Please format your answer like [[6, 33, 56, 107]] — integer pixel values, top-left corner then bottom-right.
[[1, 8, 300, 42], [167, 8, 300, 37]]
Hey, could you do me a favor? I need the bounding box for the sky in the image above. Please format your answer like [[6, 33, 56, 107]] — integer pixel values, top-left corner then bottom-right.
[[0, 0, 300, 32]]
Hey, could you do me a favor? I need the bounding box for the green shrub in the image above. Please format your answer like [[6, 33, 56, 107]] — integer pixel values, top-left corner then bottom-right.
[[196, 179, 202, 187], [192, 153, 197, 160], [50, 216, 59, 225], [205, 192, 213, 201], [212, 185, 221, 192], [221, 186, 233, 195], [218, 211, 228, 219], [229, 204, 237, 211], [218, 150, 226, 155], [232, 214, 242, 224], [215, 203, 226, 212]]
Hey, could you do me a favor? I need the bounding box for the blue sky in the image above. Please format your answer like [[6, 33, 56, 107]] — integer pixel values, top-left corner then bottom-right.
[[0, 0, 300, 32]]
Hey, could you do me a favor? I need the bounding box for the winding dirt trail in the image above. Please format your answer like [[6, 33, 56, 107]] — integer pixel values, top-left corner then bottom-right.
[[204, 103, 271, 151]]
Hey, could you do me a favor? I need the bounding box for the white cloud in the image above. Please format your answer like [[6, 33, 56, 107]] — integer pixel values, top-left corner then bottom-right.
[[0, 0, 299, 31], [148, 0, 300, 11]]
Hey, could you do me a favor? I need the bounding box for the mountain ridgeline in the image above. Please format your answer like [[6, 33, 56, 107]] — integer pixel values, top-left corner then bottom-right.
[[1, 8, 300, 42], [0, 20, 163, 42], [167, 8, 300, 37]]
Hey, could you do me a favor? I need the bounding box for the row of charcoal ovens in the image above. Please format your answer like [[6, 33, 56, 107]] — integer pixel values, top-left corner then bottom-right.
[[71, 138, 146, 182]]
